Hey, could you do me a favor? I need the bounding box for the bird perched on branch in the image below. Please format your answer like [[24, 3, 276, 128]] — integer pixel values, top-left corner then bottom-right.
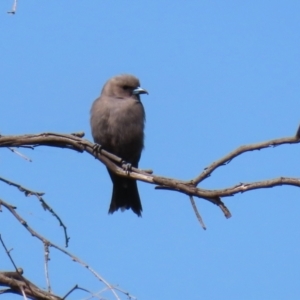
[[90, 74, 148, 216]]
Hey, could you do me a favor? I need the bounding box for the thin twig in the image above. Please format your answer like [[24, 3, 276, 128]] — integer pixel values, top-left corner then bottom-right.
[[209, 177, 300, 197], [189, 196, 206, 230], [44, 243, 51, 293], [0, 199, 120, 300], [7, 0, 17, 14], [0, 235, 37, 298], [63, 285, 104, 300], [0, 234, 19, 272], [194, 134, 300, 184], [8, 147, 32, 162], [112, 285, 138, 300], [155, 185, 232, 218], [62, 284, 78, 299], [0, 176, 70, 247]]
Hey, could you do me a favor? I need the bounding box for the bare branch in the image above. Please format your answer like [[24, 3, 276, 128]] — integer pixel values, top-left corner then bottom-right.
[[0, 235, 60, 299], [0, 234, 21, 274], [1, 131, 299, 220], [0, 176, 70, 247], [0, 199, 120, 300], [189, 196, 206, 230], [1, 129, 299, 298], [194, 134, 300, 184], [0, 133, 232, 217], [212, 177, 300, 197], [0, 272, 62, 300]]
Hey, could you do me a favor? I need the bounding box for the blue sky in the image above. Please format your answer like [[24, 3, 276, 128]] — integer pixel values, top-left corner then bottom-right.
[[1, 1, 300, 299]]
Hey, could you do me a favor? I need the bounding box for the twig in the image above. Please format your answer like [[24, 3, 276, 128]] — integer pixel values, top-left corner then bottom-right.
[[0, 235, 38, 298], [209, 177, 300, 197], [8, 147, 32, 162], [189, 196, 206, 230], [7, 0, 17, 14], [0, 234, 20, 272], [194, 134, 300, 184], [62, 284, 78, 299], [44, 243, 51, 293], [0, 176, 70, 247], [112, 285, 137, 300], [0, 199, 120, 300], [155, 185, 231, 219], [63, 285, 104, 300]]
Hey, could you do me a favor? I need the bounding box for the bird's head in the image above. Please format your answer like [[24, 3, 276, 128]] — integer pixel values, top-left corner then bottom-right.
[[102, 74, 148, 100]]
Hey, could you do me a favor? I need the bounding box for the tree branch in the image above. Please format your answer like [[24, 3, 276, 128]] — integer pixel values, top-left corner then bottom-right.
[[0, 176, 70, 247], [1, 129, 299, 298], [194, 133, 300, 184], [0, 199, 120, 300], [0, 272, 62, 300], [1, 131, 300, 219]]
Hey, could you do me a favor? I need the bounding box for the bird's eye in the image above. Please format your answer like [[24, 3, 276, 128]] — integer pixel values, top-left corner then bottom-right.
[[123, 85, 130, 90]]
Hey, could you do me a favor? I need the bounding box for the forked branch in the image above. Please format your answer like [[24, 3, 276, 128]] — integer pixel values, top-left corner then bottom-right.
[[1, 129, 299, 219], [0, 128, 299, 298]]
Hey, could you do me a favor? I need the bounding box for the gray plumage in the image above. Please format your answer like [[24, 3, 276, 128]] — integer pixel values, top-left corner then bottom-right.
[[90, 74, 148, 216]]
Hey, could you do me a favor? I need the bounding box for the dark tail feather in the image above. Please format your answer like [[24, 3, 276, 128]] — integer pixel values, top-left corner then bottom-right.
[[108, 171, 142, 217]]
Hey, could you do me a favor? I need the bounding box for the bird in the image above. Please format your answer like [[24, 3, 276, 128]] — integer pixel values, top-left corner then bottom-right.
[[90, 74, 148, 216]]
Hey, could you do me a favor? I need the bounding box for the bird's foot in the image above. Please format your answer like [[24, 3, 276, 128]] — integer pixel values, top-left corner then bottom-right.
[[92, 143, 103, 156], [122, 161, 132, 175]]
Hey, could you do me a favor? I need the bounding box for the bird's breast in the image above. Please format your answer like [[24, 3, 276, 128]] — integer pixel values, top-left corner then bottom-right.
[[91, 97, 145, 163]]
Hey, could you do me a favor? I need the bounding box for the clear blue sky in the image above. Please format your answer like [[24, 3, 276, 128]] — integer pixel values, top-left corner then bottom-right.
[[1, 1, 300, 299]]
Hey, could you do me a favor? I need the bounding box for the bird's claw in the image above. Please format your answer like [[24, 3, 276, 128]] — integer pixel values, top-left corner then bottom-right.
[[122, 161, 132, 175], [92, 143, 103, 156]]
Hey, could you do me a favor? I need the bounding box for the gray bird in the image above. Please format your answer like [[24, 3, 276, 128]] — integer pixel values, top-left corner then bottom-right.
[[90, 74, 148, 216]]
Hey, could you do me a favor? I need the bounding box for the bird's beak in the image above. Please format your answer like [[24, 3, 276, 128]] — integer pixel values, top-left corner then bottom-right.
[[133, 87, 148, 95]]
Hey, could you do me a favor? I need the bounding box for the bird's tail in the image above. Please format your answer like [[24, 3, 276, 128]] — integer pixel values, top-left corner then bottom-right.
[[108, 171, 142, 217]]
